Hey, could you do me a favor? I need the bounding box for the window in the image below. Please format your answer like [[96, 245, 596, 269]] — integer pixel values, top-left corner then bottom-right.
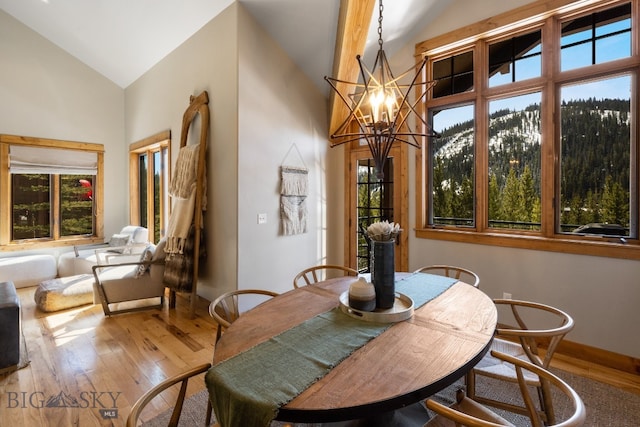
[[430, 104, 475, 226], [129, 131, 170, 243], [488, 92, 541, 231], [0, 135, 104, 249], [560, 3, 631, 71], [559, 76, 632, 234], [416, 0, 639, 260], [489, 30, 542, 86], [432, 51, 474, 98]]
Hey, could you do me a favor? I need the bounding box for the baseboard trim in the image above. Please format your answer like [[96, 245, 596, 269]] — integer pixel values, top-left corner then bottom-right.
[[556, 339, 640, 376], [496, 323, 640, 376]]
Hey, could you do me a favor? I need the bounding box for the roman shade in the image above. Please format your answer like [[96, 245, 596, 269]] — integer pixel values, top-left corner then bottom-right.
[[9, 145, 98, 175]]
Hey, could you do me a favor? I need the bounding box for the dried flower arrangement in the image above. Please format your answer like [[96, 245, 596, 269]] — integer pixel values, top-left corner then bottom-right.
[[365, 220, 402, 242]]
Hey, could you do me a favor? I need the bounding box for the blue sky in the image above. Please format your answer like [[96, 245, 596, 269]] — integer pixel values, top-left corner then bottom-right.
[[432, 16, 631, 132]]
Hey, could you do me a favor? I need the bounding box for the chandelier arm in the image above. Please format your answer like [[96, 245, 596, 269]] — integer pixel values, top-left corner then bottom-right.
[[368, 133, 380, 151], [389, 56, 429, 130], [394, 131, 439, 138], [332, 114, 359, 140], [333, 112, 367, 141], [325, 76, 361, 116], [325, 76, 367, 88], [357, 55, 373, 95], [406, 104, 440, 138], [378, 61, 426, 87], [389, 136, 423, 148], [392, 96, 433, 133], [380, 135, 395, 159], [406, 84, 438, 118], [329, 135, 365, 146], [325, 76, 372, 138]]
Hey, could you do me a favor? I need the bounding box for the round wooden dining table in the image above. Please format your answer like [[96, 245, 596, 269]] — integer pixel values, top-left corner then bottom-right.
[[211, 273, 497, 424]]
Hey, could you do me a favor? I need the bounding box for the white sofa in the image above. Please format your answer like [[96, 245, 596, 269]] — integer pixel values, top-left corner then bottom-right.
[[57, 226, 149, 277]]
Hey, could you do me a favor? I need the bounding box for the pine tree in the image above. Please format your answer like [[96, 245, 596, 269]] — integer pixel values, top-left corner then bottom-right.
[[601, 175, 628, 225], [488, 173, 501, 221], [519, 165, 538, 223], [501, 168, 522, 226]]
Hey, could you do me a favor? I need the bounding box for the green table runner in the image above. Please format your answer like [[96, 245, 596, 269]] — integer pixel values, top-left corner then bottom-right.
[[206, 273, 457, 427]]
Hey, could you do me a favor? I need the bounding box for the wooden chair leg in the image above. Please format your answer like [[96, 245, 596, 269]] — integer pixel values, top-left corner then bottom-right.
[[169, 289, 176, 308], [465, 370, 476, 399], [539, 377, 556, 425], [206, 400, 213, 426], [93, 282, 112, 316]]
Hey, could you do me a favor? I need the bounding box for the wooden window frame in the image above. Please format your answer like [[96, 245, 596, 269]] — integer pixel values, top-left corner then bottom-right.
[[415, 0, 640, 261], [0, 134, 105, 251], [129, 130, 171, 244]]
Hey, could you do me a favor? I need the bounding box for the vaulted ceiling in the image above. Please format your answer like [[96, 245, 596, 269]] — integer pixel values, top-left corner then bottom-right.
[[0, 0, 452, 135], [0, 0, 448, 90]]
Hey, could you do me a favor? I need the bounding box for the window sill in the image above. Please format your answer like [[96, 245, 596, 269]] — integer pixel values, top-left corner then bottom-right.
[[414, 228, 640, 261], [0, 237, 104, 253]]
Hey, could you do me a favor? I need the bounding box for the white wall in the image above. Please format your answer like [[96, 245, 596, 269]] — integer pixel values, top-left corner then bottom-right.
[[125, 4, 240, 303], [125, 3, 333, 301], [0, 10, 127, 243], [393, 0, 640, 358], [236, 5, 335, 296]]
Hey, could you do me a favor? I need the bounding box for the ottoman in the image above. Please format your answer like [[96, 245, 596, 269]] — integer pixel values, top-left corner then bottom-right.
[[0, 281, 20, 369], [34, 274, 96, 312]]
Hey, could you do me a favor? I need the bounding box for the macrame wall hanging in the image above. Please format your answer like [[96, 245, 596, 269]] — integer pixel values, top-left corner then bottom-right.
[[280, 143, 308, 235]]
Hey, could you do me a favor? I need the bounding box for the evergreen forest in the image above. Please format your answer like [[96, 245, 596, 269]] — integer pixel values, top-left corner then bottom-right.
[[432, 98, 631, 233], [12, 174, 94, 240]]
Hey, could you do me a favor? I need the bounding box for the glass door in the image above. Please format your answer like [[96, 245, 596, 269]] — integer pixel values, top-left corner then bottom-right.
[[346, 145, 408, 273]]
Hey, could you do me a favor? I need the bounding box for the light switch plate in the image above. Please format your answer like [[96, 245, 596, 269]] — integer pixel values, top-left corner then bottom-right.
[[258, 213, 267, 224]]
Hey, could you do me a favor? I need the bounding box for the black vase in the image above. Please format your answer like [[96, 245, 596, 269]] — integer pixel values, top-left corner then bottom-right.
[[370, 240, 395, 309]]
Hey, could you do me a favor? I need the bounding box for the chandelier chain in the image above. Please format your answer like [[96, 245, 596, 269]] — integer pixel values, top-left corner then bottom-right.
[[377, 0, 384, 48]]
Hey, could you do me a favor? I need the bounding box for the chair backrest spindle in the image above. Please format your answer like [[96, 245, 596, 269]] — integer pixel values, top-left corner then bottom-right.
[[413, 264, 480, 288], [293, 265, 358, 289]]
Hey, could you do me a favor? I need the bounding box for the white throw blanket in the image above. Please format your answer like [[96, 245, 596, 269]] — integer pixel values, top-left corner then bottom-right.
[[165, 193, 196, 255], [165, 144, 203, 255], [170, 144, 200, 198]]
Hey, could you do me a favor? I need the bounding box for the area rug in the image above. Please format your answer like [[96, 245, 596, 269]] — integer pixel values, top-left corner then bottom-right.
[[142, 368, 640, 426]]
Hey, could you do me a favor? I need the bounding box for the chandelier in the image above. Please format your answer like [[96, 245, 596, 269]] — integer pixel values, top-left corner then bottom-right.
[[325, 0, 440, 180]]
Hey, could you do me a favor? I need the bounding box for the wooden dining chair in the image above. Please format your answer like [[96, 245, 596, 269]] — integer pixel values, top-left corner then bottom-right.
[[293, 264, 358, 288], [206, 288, 279, 425], [208, 289, 280, 344], [466, 299, 575, 425], [126, 363, 215, 427], [425, 351, 585, 427], [414, 264, 480, 288]]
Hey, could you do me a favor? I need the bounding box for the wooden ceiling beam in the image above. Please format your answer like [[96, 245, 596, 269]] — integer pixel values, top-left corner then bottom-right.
[[327, 0, 376, 144]]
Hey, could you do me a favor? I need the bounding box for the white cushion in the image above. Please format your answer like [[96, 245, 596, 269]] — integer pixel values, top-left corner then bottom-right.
[[119, 226, 148, 244], [58, 250, 101, 277], [134, 245, 155, 278], [108, 233, 131, 250], [0, 254, 57, 288]]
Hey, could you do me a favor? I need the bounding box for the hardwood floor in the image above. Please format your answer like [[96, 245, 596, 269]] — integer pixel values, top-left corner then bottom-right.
[[1, 286, 639, 427], [0, 287, 216, 426]]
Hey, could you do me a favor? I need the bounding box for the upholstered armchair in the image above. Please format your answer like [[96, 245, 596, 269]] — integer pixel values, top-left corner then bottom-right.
[[58, 225, 150, 277], [92, 238, 167, 316]]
